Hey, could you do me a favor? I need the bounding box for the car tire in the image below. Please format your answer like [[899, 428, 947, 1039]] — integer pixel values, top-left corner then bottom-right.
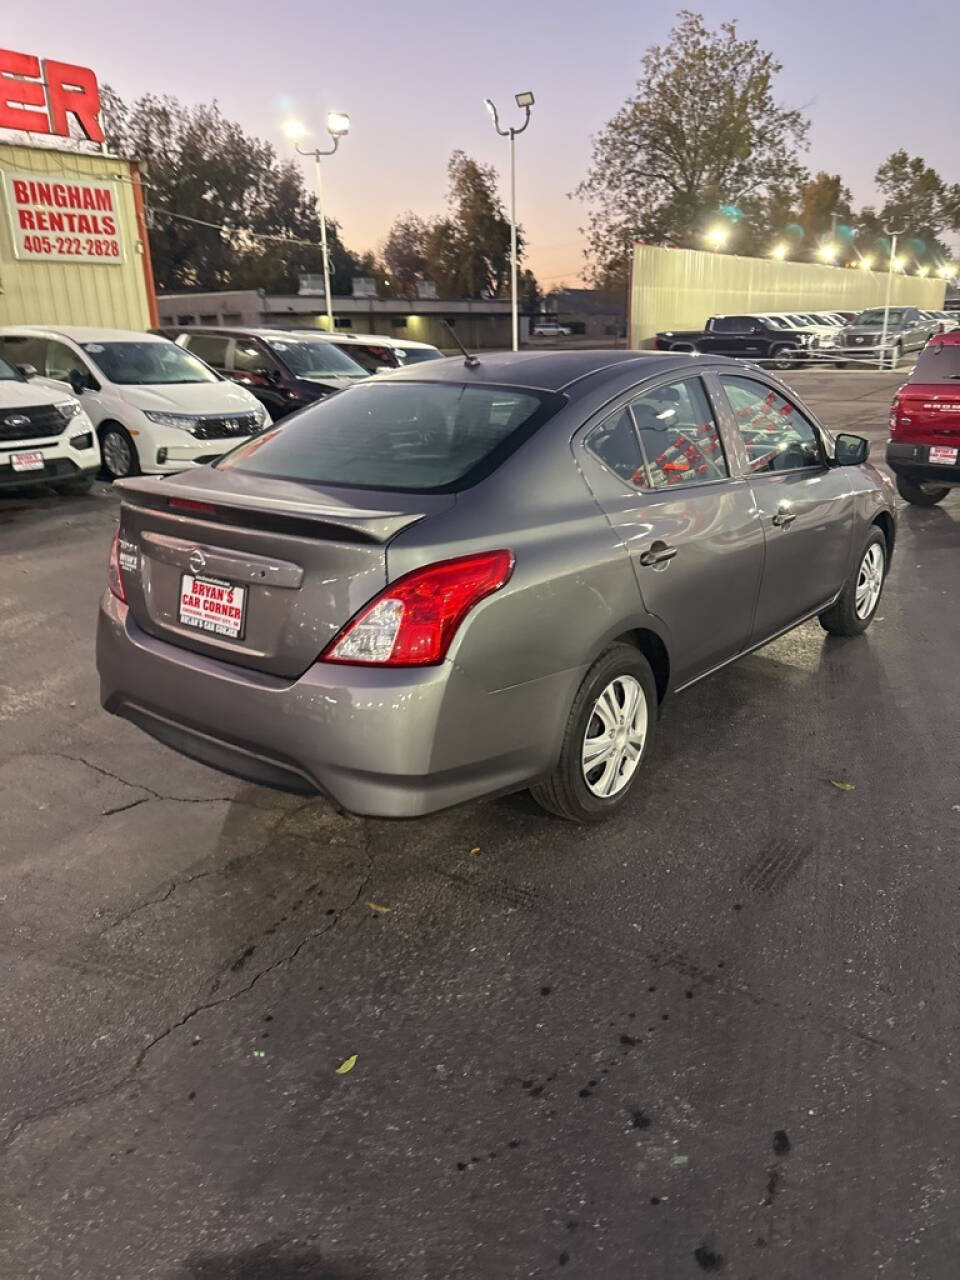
[[896, 475, 950, 507], [52, 473, 94, 496], [769, 344, 795, 370], [531, 644, 658, 823], [99, 422, 140, 481], [819, 527, 888, 637]]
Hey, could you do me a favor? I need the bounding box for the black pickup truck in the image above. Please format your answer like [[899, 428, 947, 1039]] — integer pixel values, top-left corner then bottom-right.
[[653, 315, 811, 368]]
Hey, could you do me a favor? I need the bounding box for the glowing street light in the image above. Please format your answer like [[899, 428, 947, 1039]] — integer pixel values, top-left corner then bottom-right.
[[858, 254, 874, 270], [938, 264, 957, 280], [282, 112, 351, 333], [705, 224, 730, 251], [817, 242, 839, 264], [916, 264, 930, 278], [770, 242, 788, 261]]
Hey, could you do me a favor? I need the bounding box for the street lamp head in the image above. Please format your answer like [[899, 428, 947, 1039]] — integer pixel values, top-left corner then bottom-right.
[[282, 118, 307, 142], [817, 242, 838, 264], [515, 90, 535, 109], [859, 254, 874, 271], [916, 264, 930, 278], [484, 98, 497, 119], [326, 111, 350, 137], [770, 242, 788, 261], [705, 224, 729, 250]]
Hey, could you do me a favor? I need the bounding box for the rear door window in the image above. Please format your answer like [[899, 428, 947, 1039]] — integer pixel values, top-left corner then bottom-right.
[[217, 381, 559, 492], [44, 339, 87, 382], [630, 377, 729, 488], [720, 376, 823, 473], [232, 341, 280, 376]]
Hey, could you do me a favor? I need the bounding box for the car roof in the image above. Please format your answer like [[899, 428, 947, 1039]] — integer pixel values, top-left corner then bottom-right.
[[0, 325, 167, 343], [384, 349, 736, 393]]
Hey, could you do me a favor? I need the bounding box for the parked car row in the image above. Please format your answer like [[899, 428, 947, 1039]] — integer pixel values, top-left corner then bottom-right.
[[887, 329, 960, 506], [0, 323, 445, 490], [655, 307, 949, 368]]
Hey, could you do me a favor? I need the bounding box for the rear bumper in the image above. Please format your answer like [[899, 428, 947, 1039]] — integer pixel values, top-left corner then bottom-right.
[[886, 442, 960, 488], [96, 593, 579, 817]]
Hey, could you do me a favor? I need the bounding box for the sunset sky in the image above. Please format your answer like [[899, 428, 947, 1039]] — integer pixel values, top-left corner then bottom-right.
[[7, 0, 959, 286]]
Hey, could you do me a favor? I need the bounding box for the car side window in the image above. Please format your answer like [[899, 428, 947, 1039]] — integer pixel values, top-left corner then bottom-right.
[[1, 333, 47, 370], [585, 406, 646, 488], [44, 340, 87, 382], [720, 376, 823, 474], [184, 334, 230, 368], [630, 377, 730, 488], [233, 342, 280, 375]]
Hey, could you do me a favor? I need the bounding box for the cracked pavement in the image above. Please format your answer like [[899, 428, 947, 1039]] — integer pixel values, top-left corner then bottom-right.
[[2, 371, 960, 1279]]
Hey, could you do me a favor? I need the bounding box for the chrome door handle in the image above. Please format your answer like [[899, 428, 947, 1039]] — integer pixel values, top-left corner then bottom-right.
[[772, 508, 796, 528], [639, 542, 678, 567]]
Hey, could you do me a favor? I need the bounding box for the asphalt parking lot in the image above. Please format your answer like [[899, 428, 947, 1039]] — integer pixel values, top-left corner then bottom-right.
[[2, 368, 959, 1280]]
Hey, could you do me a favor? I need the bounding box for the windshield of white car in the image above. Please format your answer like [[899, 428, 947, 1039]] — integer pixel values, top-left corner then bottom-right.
[[83, 341, 219, 385], [266, 338, 368, 380], [855, 309, 906, 328], [216, 381, 561, 492], [0, 355, 22, 380]]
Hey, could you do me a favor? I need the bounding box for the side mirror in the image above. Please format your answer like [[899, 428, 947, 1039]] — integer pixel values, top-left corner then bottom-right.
[[16, 363, 37, 379], [68, 368, 87, 395], [260, 367, 283, 385], [835, 433, 869, 466]]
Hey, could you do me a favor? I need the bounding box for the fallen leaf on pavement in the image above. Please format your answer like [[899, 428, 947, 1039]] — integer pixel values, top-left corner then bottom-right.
[[470, 847, 481, 856], [830, 780, 855, 792], [336, 1054, 358, 1075], [366, 902, 390, 914]]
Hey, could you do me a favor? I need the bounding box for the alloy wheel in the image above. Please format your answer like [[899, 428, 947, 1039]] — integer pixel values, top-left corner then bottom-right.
[[581, 675, 648, 798], [102, 429, 134, 479], [855, 542, 884, 619]]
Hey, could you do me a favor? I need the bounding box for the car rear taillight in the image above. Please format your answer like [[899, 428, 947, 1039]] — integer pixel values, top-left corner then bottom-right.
[[321, 550, 515, 667], [169, 498, 217, 516], [107, 525, 126, 602]]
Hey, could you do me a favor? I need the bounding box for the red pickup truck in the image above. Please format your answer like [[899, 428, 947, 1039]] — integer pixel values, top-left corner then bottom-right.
[[886, 332, 960, 505]]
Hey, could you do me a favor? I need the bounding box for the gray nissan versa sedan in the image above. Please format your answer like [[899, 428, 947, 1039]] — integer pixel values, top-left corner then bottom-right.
[[97, 351, 896, 822]]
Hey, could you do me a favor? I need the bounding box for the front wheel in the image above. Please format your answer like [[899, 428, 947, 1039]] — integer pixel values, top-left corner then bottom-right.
[[769, 344, 795, 370], [99, 423, 140, 481], [531, 645, 658, 822], [819, 528, 887, 637], [896, 475, 949, 507]]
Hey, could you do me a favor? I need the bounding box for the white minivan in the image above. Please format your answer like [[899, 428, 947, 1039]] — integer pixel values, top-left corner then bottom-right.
[[0, 326, 271, 480], [0, 349, 99, 495]]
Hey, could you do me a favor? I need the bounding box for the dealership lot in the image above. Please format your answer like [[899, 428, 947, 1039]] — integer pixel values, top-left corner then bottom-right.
[[2, 368, 960, 1278]]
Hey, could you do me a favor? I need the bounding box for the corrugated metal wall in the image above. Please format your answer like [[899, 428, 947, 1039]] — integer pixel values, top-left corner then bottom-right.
[[0, 143, 151, 329], [630, 244, 947, 347]]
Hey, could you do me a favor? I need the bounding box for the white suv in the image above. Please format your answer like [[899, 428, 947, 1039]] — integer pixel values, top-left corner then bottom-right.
[[0, 350, 99, 495], [0, 326, 271, 481]]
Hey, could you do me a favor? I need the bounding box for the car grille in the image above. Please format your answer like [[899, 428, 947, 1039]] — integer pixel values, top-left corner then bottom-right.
[[0, 404, 65, 441], [842, 333, 879, 348], [191, 413, 260, 440]]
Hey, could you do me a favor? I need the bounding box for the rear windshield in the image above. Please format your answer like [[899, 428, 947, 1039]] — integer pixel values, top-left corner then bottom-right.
[[215, 381, 559, 492], [398, 347, 444, 364], [909, 342, 960, 383]]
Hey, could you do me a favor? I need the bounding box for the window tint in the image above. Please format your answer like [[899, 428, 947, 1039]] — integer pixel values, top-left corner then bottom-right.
[[1, 333, 47, 370], [711, 316, 752, 333], [332, 342, 396, 372], [217, 381, 556, 492], [721, 376, 822, 473], [184, 334, 230, 367], [44, 339, 87, 381], [400, 347, 444, 364], [631, 378, 729, 488], [233, 341, 279, 375], [585, 407, 645, 487], [909, 342, 960, 383]]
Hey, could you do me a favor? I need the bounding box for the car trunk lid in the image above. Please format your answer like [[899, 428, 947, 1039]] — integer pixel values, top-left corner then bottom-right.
[[115, 470, 453, 678], [894, 382, 960, 445]]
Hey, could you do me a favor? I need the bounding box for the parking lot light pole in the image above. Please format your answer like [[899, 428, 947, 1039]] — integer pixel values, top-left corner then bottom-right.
[[484, 92, 534, 352], [880, 227, 904, 370], [283, 113, 350, 334]]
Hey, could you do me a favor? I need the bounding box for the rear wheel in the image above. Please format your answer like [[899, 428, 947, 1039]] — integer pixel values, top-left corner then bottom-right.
[[819, 527, 887, 636], [531, 645, 658, 822], [99, 423, 140, 481], [896, 475, 949, 507]]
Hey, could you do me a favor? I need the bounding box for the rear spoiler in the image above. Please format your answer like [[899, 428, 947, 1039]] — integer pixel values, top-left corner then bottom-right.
[[116, 475, 428, 545]]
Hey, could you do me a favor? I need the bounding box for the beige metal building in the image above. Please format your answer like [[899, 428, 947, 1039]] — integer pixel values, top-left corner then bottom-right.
[[0, 141, 156, 329], [630, 244, 947, 347]]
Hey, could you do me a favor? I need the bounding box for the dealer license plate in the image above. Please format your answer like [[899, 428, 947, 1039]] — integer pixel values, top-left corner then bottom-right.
[[929, 446, 959, 465], [179, 574, 246, 639], [11, 451, 44, 472]]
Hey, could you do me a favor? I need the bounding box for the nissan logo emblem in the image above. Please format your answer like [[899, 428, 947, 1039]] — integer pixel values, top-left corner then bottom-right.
[[4, 414, 30, 428], [189, 549, 206, 575]]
